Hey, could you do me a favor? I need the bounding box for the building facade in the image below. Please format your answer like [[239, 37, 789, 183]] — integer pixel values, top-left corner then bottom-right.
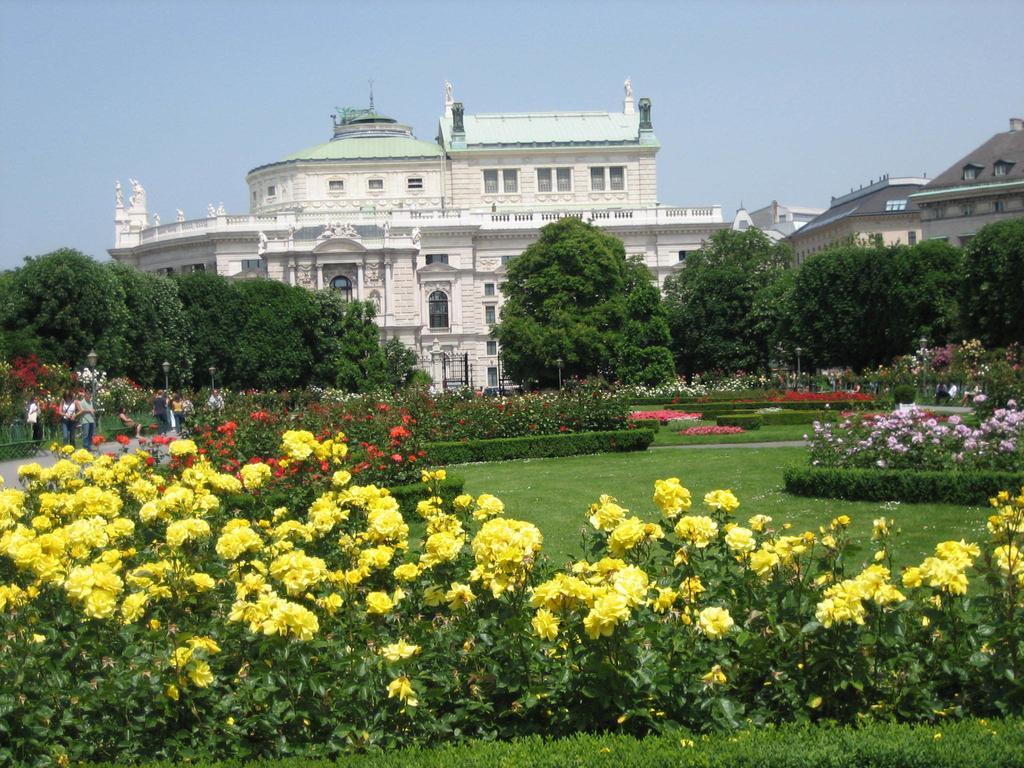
[[786, 175, 927, 264], [110, 82, 727, 388], [748, 200, 824, 241], [909, 118, 1024, 246]]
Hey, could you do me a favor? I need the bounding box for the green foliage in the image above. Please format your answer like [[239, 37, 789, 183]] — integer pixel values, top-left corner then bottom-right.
[[668, 400, 874, 415], [388, 475, 465, 517], [310, 293, 389, 391], [758, 410, 836, 426], [662, 229, 792, 377], [108, 263, 193, 388], [0, 248, 131, 371], [228, 280, 318, 389], [961, 218, 1024, 347], [82, 719, 1024, 768], [783, 464, 1024, 504], [792, 241, 964, 370], [715, 413, 763, 429], [494, 218, 673, 386], [425, 428, 654, 464], [628, 417, 663, 430], [175, 271, 246, 387], [893, 385, 916, 404]]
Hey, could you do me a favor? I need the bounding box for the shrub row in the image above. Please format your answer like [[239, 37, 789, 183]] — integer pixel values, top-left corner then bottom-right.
[[783, 464, 1024, 504], [389, 475, 466, 515], [425, 428, 654, 465], [716, 414, 762, 430], [89, 718, 1024, 768], [760, 410, 837, 426], [670, 400, 874, 415], [627, 417, 663, 430]]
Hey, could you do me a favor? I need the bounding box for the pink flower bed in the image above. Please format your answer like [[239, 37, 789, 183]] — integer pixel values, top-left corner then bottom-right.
[[629, 410, 703, 421], [679, 425, 745, 435]]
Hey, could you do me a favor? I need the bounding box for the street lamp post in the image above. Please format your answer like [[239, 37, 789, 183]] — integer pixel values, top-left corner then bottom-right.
[[86, 349, 98, 407], [795, 347, 803, 391], [209, 366, 216, 390], [162, 360, 170, 393], [556, 358, 564, 390]]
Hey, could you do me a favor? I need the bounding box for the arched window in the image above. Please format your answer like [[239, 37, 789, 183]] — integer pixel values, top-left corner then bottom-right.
[[428, 290, 449, 329], [330, 275, 352, 301]]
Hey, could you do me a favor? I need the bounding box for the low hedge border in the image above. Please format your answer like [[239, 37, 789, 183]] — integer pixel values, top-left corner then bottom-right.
[[89, 718, 1024, 768], [670, 400, 874, 415], [715, 413, 762, 429], [758, 410, 837, 426], [784, 464, 1024, 504], [627, 417, 663, 430], [426, 428, 654, 465], [389, 475, 466, 516]]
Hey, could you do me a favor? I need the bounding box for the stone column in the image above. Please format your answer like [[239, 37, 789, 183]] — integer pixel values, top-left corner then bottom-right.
[[356, 262, 364, 301], [383, 258, 393, 326], [316, 261, 323, 290]]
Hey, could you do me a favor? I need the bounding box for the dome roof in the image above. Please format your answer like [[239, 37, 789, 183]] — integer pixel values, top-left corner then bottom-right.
[[252, 107, 443, 171]]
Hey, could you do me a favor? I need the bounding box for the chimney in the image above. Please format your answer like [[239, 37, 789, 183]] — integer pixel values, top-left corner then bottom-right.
[[1010, 117, 1024, 132]]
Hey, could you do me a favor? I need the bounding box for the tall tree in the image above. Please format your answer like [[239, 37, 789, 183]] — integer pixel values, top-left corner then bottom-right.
[[961, 218, 1024, 347], [175, 272, 245, 388], [493, 217, 674, 387], [232, 280, 316, 389], [107, 263, 193, 388], [662, 229, 792, 377], [0, 249, 130, 372]]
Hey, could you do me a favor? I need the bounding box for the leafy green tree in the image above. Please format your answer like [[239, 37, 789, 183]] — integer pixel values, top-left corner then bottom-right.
[[662, 229, 792, 377], [961, 218, 1024, 347], [889, 239, 963, 347], [618, 259, 676, 385], [107, 263, 193, 388], [175, 272, 246, 388], [232, 280, 316, 389], [0, 249, 131, 373], [379, 337, 419, 389], [309, 292, 398, 391], [493, 218, 673, 387]]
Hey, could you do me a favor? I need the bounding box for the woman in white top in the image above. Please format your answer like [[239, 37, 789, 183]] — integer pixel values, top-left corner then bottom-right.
[[59, 391, 78, 447], [26, 394, 43, 441]]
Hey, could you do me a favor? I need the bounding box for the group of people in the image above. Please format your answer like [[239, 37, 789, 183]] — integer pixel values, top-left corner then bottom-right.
[[934, 382, 960, 404], [25, 390, 100, 449], [25, 387, 225, 450]]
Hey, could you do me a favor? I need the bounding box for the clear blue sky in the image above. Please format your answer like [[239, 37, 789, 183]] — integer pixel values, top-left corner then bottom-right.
[[1, 0, 1022, 271]]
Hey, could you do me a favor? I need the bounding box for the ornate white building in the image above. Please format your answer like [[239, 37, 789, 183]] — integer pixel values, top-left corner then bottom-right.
[[110, 82, 726, 388]]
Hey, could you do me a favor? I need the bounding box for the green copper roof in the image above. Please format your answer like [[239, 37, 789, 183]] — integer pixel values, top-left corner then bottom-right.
[[439, 111, 657, 150], [280, 136, 444, 162]]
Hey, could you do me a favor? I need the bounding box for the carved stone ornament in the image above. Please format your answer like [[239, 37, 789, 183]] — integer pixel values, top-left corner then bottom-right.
[[423, 280, 452, 292], [478, 257, 500, 271], [365, 263, 383, 283], [297, 264, 314, 287]]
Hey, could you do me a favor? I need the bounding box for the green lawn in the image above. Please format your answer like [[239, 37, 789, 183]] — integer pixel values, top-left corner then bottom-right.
[[453, 447, 990, 568]]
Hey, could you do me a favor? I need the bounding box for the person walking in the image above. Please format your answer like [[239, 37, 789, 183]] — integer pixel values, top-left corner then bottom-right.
[[26, 394, 44, 442], [170, 392, 186, 435], [59, 391, 78, 447], [76, 390, 97, 450], [153, 390, 170, 435]]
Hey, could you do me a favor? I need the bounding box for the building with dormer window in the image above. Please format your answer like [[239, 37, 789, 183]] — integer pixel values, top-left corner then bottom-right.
[[909, 118, 1024, 247], [109, 82, 726, 388]]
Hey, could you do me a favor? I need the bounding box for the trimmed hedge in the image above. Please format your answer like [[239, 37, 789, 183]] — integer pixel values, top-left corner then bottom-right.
[[893, 384, 917, 404], [758, 410, 837, 426], [425, 428, 654, 465], [628, 417, 663, 430], [671, 400, 875, 416], [784, 464, 1024, 504], [88, 718, 1024, 768], [715, 413, 763, 429]]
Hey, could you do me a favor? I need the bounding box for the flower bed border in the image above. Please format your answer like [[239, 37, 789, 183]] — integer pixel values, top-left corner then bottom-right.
[[784, 464, 1024, 504], [83, 718, 1024, 768], [425, 428, 654, 465], [671, 400, 875, 416]]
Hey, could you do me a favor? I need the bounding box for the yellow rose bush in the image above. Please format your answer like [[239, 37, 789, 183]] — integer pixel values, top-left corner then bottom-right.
[[1, 440, 1023, 764]]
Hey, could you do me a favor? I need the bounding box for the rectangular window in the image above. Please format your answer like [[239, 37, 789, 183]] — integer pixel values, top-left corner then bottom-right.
[[267, 185, 276, 196], [483, 169, 499, 194], [885, 199, 908, 212], [503, 169, 518, 193], [485, 305, 496, 324], [484, 282, 496, 296], [556, 167, 572, 192], [963, 166, 979, 180], [609, 166, 625, 191], [590, 167, 605, 191], [537, 168, 552, 193], [501, 254, 515, 266], [994, 163, 1008, 177], [329, 180, 344, 191], [486, 341, 497, 356], [425, 254, 449, 265], [961, 204, 975, 216], [994, 200, 1006, 212], [407, 177, 423, 190], [678, 250, 688, 262], [908, 231, 917, 246], [241, 259, 263, 271], [487, 367, 498, 387], [188, 264, 206, 273], [368, 178, 384, 191]]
